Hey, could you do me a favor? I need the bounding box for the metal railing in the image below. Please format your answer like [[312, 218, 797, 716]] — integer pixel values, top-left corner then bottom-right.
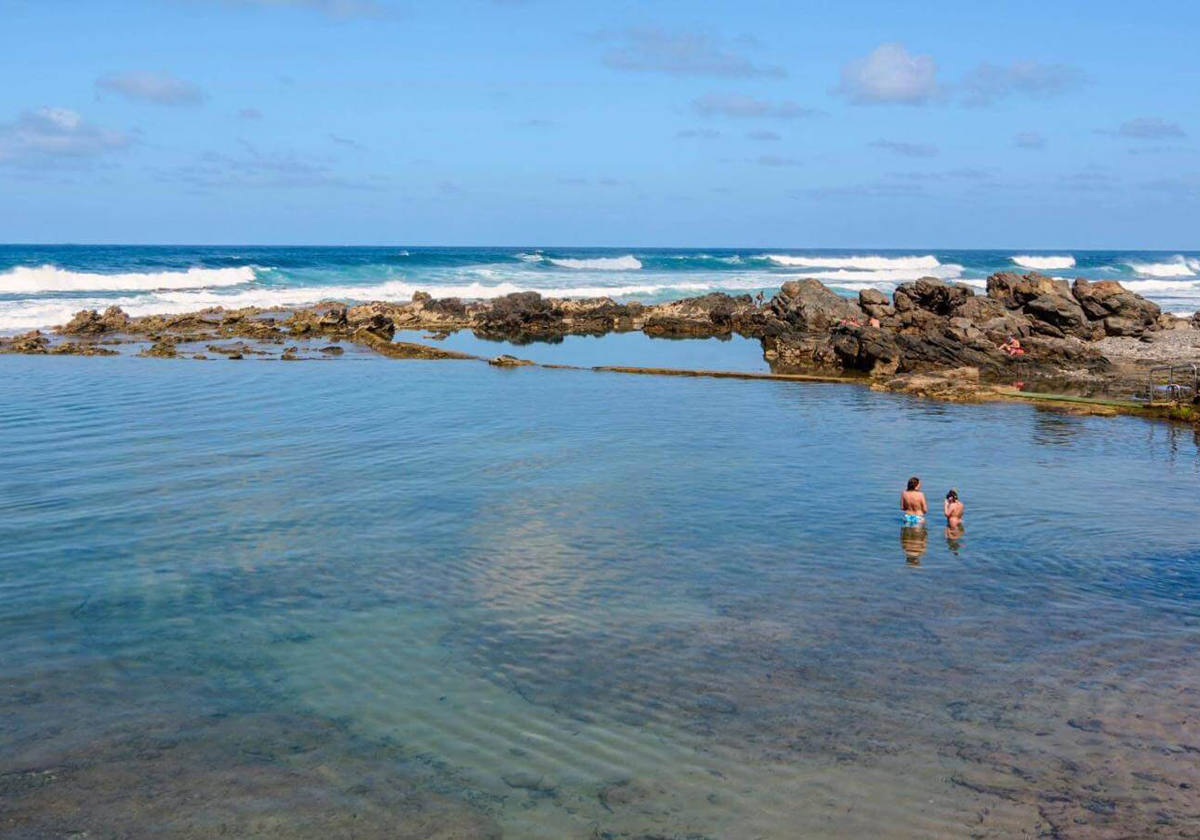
[[1144, 363, 1200, 403]]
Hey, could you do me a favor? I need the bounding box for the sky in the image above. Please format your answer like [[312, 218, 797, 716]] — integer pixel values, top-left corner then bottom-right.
[[1, 0, 1197, 247]]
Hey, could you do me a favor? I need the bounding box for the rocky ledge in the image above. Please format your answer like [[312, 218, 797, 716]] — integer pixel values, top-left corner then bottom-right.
[[1, 271, 1193, 402]]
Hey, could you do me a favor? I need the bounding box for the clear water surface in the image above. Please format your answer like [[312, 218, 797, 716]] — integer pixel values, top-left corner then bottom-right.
[[2, 353, 1199, 838]]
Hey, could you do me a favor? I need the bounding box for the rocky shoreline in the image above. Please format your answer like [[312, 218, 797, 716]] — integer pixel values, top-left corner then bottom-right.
[[4, 270, 1199, 417]]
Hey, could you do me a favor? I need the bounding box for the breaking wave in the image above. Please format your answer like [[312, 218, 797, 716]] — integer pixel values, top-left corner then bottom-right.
[[0, 264, 257, 294], [1012, 255, 1076, 270], [547, 255, 643, 271], [1127, 257, 1200, 278], [0, 277, 770, 331], [761, 254, 942, 271], [1121, 279, 1200, 294]]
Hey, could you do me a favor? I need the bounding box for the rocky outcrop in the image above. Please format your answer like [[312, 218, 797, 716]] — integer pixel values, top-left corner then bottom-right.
[[986, 272, 1162, 340], [13, 271, 1163, 391], [770, 279, 864, 333], [139, 339, 179, 358], [643, 293, 755, 337], [1073, 278, 1161, 337], [59, 306, 131, 335]]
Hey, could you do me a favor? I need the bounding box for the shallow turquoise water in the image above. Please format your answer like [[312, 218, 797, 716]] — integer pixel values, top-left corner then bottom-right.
[[2, 354, 1200, 838]]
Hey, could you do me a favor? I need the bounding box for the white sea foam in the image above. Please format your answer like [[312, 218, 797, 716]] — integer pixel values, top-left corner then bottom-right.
[[0, 276, 777, 331], [1121, 279, 1200, 294], [515, 252, 544, 262], [0, 264, 257, 294], [761, 254, 942, 271], [547, 255, 643, 271], [1126, 256, 1200, 278], [1011, 255, 1076, 270]]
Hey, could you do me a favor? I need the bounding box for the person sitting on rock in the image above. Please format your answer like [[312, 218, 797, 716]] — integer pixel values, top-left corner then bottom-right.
[[1000, 335, 1025, 356]]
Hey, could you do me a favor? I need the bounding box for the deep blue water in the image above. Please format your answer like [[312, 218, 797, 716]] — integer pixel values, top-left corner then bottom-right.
[[2, 353, 1200, 837], [2, 244, 1199, 333]]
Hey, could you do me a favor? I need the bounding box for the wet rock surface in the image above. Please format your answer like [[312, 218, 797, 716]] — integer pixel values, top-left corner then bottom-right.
[[4, 273, 1190, 408]]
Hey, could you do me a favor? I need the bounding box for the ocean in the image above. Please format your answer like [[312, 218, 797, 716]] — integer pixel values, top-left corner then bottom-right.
[[3, 356, 1199, 837], [3, 245, 1200, 332]]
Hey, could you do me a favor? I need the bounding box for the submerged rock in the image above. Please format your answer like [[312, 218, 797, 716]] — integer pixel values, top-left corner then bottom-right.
[[139, 339, 178, 358], [488, 354, 534, 367]]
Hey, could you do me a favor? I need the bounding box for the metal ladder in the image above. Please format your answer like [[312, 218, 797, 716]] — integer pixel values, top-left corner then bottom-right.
[[1144, 363, 1200, 403]]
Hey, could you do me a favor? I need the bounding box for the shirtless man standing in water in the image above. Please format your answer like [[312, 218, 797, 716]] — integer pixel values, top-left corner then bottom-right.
[[901, 476, 927, 526]]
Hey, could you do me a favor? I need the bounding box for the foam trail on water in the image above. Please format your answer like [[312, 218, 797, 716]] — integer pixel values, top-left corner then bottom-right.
[[1127, 257, 1200, 278], [1012, 255, 1076, 270], [547, 256, 642, 270], [797, 265, 964, 284], [1122, 279, 1200, 294], [0, 264, 257, 293], [761, 254, 942, 271]]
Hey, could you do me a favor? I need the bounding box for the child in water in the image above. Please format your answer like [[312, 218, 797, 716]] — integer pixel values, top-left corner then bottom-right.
[[943, 489, 964, 527], [944, 489, 965, 547]]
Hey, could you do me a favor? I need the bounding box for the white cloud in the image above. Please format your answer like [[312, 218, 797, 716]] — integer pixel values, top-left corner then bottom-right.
[[0, 107, 131, 165], [96, 71, 207, 106], [963, 61, 1085, 106], [836, 43, 939, 105], [692, 94, 819, 119], [603, 28, 785, 78]]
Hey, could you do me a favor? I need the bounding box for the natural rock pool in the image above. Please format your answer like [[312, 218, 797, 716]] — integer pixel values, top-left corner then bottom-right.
[[2, 354, 1199, 838]]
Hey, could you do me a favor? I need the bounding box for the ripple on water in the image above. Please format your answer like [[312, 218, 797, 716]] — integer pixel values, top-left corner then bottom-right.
[[2, 355, 1200, 838]]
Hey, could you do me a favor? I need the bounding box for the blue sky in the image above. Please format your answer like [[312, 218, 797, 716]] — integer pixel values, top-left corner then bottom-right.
[[1, 0, 1197, 247]]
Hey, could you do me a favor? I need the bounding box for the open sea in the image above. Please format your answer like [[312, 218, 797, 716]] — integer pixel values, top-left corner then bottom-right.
[[3, 348, 1200, 838], [3, 245, 1200, 333]]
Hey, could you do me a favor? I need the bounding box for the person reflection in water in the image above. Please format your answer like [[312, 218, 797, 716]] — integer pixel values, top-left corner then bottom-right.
[[900, 526, 928, 566]]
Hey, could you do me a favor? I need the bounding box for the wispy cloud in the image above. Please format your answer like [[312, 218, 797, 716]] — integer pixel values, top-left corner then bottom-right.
[[1142, 174, 1200, 197], [602, 28, 785, 78], [328, 133, 364, 149], [746, 130, 780, 141], [1013, 131, 1046, 150], [1099, 117, 1187, 140], [96, 71, 207, 106], [870, 139, 938, 158], [1059, 167, 1117, 192], [835, 43, 940, 105], [237, 107, 263, 120], [676, 128, 721, 139], [794, 181, 927, 199], [692, 94, 819, 119], [0, 107, 131, 167], [755, 154, 802, 167], [219, 0, 388, 17], [158, 140, 379, 190], [962, 61, 1085, 106], [886, 168, 995, 183]]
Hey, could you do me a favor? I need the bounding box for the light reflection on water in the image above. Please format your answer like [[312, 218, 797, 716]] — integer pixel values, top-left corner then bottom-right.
[[2, 355, 1200, 838]]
